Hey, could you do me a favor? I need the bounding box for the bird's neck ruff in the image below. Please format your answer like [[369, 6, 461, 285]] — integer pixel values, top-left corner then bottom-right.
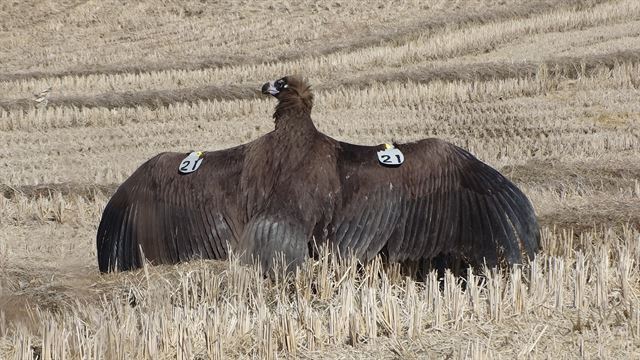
[[273, 79, 315, 132]]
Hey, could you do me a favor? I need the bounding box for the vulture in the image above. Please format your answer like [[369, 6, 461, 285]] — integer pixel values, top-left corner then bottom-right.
[[97, 76, 540, 273]]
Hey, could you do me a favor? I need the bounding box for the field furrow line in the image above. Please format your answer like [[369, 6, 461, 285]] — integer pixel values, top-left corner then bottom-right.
[[0, 0, 611, 84], [3, 49, 639, 113]]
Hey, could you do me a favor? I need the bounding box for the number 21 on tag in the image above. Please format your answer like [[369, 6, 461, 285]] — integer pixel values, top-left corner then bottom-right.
[[377, 146, 404, 167], [179, 151, 204, 174]]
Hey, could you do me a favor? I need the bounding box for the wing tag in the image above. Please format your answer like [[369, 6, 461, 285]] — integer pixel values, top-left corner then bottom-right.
[[179, 151, 204, 174], [377, 144, 404, 167]]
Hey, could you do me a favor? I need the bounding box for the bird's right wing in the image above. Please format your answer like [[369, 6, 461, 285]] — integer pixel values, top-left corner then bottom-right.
[[97, 147, 245, 272], [331, 139, 540, 267]]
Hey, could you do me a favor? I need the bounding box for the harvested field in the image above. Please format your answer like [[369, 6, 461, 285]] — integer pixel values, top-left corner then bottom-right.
[[1, 0, 639, 358]]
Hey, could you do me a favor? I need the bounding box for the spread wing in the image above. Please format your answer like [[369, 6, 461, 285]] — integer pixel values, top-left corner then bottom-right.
[[97, 147, 244, 272], [331, 139, 539, 267]]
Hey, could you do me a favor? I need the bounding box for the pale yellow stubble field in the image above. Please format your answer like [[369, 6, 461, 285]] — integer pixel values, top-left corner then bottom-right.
[[1, 0, 640, 358]]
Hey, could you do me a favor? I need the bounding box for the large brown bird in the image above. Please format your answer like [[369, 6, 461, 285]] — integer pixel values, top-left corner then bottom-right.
[[97, 76, 540, 273]]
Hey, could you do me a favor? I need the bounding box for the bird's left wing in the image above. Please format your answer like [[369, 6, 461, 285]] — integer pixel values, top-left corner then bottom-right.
[[97, 147, 245, 272]]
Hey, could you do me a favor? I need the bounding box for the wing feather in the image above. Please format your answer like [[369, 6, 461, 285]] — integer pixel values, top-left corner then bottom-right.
[[417, 190, 436, 259], [484, 194, 517, 264], [456, 190, 473, 254], [501, 184, 539, 256], [425, 190, 444, 259], [175, 204, 190, 261], [383, 196, 409, 262], [355, 191, 387, 258], [121, 192, 134, 267], [204, 210, 222, 259], [112, 205, 126, 269], [203, 208, 217, 259], [364, 192, 397, 259], [473, 193, 498, 266], [400, 196, 420, 259], [129, 202, 142, 268], [442, 187, 461, 256], [409, 192, 427, 260], [194, 205, 213, 259], [347, 205, 370, 258]]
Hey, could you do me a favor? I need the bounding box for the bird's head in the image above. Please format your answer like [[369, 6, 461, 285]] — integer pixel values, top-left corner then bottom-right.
[[261, 76, 290, 97], [262, 76, 314, 120]]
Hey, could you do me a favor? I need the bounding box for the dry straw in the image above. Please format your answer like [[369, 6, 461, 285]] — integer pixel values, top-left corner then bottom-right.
[[1, 226, 639, 358]]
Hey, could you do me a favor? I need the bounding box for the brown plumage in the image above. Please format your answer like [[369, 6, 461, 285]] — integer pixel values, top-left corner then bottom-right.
[[97, 76, 540, 273]]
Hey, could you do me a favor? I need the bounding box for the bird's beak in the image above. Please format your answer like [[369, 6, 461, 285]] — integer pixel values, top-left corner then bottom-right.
[[261, 81, 279, 96]]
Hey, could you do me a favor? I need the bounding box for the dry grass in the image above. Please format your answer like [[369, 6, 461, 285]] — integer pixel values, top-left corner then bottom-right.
[[1, 0, 640, 358], [0, 0, 610, 80], [1, 229, 639, 359]]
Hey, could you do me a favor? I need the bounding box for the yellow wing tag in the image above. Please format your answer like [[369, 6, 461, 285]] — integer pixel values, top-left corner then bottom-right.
[[377, 144, 404, 166], [179, 151, 204, 174]]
